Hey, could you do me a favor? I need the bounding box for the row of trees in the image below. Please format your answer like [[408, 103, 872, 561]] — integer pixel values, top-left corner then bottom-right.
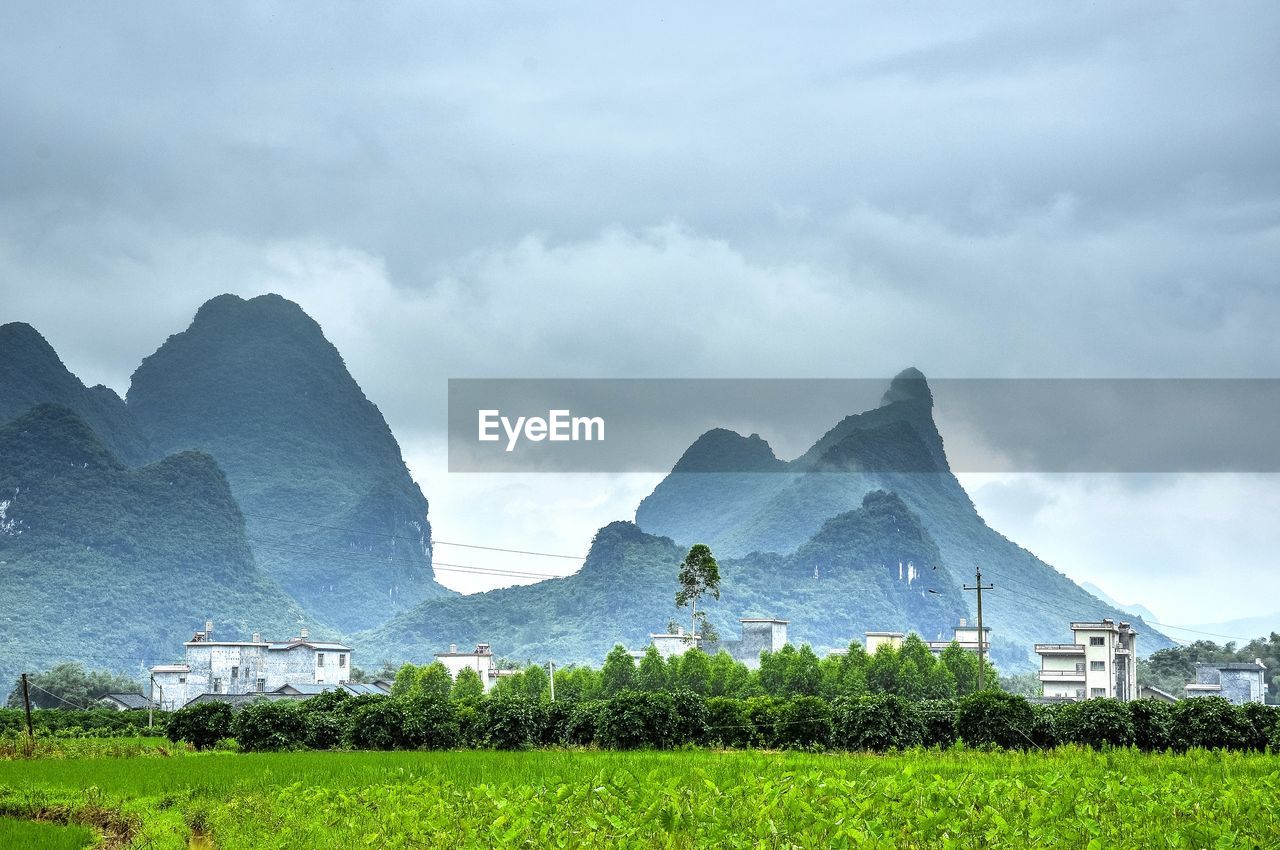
[[1140, 634, 1280, 704], [165, 686, 1280, 754], [389, 636, 998, 707]]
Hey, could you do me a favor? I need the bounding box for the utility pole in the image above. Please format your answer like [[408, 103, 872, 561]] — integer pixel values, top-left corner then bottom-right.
[[20, 673, 34, 738], [963, 567, 995, 692], [548, 661, 555, 702], [148, 674, 158, 729]]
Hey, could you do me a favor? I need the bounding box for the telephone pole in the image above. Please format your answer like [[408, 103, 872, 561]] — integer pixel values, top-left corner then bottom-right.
[[20, 673, 34, 738], [548, 661, 555, 702], [963, 567, 995, 691]]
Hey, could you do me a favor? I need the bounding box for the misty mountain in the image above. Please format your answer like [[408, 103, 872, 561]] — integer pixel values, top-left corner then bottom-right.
[[0, 322, 152, 465], [126, 294, 451, 632], [1080, 581, 1160, 626], [635, 368, 1176, 658], [0, 404, 311, 685], [360, 489, 972, 666]]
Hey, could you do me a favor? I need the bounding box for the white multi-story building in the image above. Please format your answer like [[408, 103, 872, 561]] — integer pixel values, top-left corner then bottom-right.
[[434, 642, 506, 692], [1035, 619, 1138, 701], [150, 621, 352, 709], [926, 619, 991, 656]]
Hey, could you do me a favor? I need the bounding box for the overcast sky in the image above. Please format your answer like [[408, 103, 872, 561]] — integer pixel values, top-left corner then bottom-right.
[[3, 3, 1278, 631]]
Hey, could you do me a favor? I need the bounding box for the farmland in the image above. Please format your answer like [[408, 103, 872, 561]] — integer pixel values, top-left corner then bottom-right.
[[2, 741, 1277, 849]]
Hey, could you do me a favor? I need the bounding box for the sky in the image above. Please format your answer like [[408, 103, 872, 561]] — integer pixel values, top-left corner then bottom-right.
[[2, 3, 1278, 631]]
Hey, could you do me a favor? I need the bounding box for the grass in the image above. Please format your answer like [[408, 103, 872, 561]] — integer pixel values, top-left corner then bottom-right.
[[1, 746, 1277, 848], [0, 816, 95, 850]]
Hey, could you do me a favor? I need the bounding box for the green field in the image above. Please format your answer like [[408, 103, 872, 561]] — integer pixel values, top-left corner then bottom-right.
[[1, 740, 1277, 849]]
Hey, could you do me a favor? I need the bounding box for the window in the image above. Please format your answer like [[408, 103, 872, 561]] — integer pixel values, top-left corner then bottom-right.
[[1075, 689, 1086, 699], [231, 666, 239, 679], [317, 653, 326, 666], [1075, 662, 1086, 673], [178, 675, 187, 684], [213, 678, 222, 694], [256, 678, 265, 693], [1089, 637, 1105, 646], [1090, 687, 1105, 698], [1090, 661, 1105, 671], [339, 654, 347, 668]]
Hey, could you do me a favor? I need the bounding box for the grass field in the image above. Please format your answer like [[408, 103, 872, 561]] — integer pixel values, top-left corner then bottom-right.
[[1, 740, 1277, 848]]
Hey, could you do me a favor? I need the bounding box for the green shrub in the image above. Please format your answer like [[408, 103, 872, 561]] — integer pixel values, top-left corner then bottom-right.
[[540, 699, 577, 746], [705, 697, 751, 748], [832, 695, 924, 752], [1056, 699, 1134, 749], [956, 691, 1034, 750], [485, 695, 546, 750], [565, 700, 603, 747], [346, 697, 404, 750], [777, 696, 832, 749], [165, 702, 232, 751], [920, 699, 958, 748], [1129, 700, 1173, 751], [744, 696, 785, 749], [670, 689, 709, 747], [1237, 703, 1278, 752], [597, 690, 678, 750], [302, 711, 345, 750], [1170, 697, 1249, 751], [232, 700, 307, 753], [401, 695, 459, 750], [1027, 703, 1060, 749], [455, 702, 488, 749]]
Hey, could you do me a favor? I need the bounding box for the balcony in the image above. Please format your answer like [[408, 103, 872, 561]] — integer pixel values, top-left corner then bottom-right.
[[1035, 643, 1085, 655], [1038, 670, 1087, 681]]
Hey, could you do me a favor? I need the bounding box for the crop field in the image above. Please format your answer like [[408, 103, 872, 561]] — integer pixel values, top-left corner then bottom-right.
[[1, 740, 1277, 849]]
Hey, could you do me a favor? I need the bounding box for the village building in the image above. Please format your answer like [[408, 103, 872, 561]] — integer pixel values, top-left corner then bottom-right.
[[149, 621, 353, 709], [433, 642, 517, 692], [1184, 660, 1267, 705], [1034, 619, 1138, 701]]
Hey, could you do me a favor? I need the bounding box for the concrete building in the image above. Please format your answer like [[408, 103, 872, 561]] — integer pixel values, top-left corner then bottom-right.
[[699, 618, 789, 670], [864, 632, 905, 654], [1138, 684, 1180, 704], [1184, 660, 1267, 705], [97, 693, 150, 711], [150, 621, 352, 709], [434, 643, 506, 692], [1035, 619, 1138, 701], [926, 619, 991, 656]]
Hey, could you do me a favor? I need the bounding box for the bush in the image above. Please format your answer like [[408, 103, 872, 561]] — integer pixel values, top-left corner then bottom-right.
[[1170, 697, 1250, 751], [705, 697, 751, 748], [232, 699, 307, 752], [1129, 700, 1173, 752], [956, 691, 1034, 750], [347, 697, 404, 750], [1056, 699, 1134, 749], [1237, 703, 1278, 752], [670, 689, 709, 747], [303, 711, 346, 750], [597, 691, 678, 750], [456, 702, 488, 748], [744, 696, 785, 749], [565, 700, 603, 747], [401, 694, 459, 750], [920, 699, 958, 748], [1027, 703, 1060, 749], [166, 702, 232, 751], [832, 695, 924, 752], [777, 696, 832, 750], [485, 694, 546, 750], [541, 699, 577, 746]]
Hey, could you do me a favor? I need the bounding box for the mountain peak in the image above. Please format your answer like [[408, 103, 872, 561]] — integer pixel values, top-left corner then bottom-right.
[[880, 367, 932, 408], [671, 428, 785, 473], [0, 322, 66, 372]]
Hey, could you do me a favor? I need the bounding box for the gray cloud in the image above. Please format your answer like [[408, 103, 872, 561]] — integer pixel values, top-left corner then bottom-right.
[[2, 3, 1278, 616]]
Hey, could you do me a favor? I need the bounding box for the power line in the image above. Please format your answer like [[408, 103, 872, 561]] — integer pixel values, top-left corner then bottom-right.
[[252, 539, 570, 581], [241, 511, 585, 560]]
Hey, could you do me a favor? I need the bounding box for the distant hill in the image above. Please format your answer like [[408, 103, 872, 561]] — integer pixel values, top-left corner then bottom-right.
[[360, 490, 972, 666], [1080, 581, 1161, 626], [127, 294, 451, 632], [0, 404, 311, 686], [634, 369, 1176, 659], [0, 322, 152, 465]]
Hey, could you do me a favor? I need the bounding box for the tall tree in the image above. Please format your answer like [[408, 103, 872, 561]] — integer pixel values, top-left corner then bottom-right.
[[636, 646, 670, 692], [417, 662, 454, 700], [6, 663, 141, 709], [600, 645, 636, 696], [675, 543, 721, 647], [784, 645, 823, 697], [677, 648, 712, 695], [452, 666, 485, 703], [389, 663, 420, 698]]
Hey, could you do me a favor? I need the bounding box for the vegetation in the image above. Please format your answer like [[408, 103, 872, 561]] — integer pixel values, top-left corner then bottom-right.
[[674, 543, 721, 644], [0, 707, 165, 739], [5, 663, 143, 710], [1140, 633, 1280, 703], [1, 748, 1277, 848]]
